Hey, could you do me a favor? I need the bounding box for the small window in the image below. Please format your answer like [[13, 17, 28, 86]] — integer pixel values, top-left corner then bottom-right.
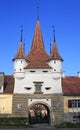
[[19, 69, 22, 71], [45, 87, 51, 90], [54, 61, 56, 64], [24, 87, 31, 90], [71, 82, 77, 85], [43, 70, 48, 73], [30, 70, 35, 72], [33, 82, 43, 94], [78, 100, 80, 107], [68, 99, 80, 108]]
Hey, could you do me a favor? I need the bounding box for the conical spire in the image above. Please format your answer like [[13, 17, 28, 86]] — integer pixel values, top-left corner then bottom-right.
[[27, 19, 49, 62], [13, 42, 25, 61], [49, 31, 63, 61], [31, 20, 45, 50], [13, 29, 25, 61], [26, 19, 50, 69]]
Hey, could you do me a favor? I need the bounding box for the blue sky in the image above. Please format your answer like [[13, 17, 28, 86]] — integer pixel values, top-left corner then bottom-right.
[[0, 0, 80, 76]]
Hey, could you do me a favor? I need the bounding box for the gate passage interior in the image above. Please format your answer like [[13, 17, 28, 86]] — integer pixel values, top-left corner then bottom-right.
[[29, 103, 50, 124]]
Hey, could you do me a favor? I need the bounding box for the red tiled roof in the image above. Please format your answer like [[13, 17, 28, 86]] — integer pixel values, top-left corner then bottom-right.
[[24, 60, 52, 69], [4, 75, 14, 93], [31, 20, 45, 50], [27, 49, 49, 62], [26, 20, 49, 62], [62, 76, 80, 95], [49, 42, 63, 61], [26, 20, 50, 69], [13, 42, 26, 60]]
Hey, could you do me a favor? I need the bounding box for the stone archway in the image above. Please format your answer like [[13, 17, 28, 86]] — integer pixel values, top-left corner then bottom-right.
[[29, 103, 50, 124]]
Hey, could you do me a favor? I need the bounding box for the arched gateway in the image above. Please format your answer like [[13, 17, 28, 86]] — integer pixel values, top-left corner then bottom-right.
[[29, 103, 50, 124]]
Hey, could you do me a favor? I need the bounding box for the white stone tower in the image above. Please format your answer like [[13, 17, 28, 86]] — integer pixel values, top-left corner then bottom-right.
[[13, 29, 27, 79], [13, 19, 63, 94], [48, 30, 63, 78]]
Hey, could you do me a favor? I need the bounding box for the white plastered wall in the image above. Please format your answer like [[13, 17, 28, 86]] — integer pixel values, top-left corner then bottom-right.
[[48, 60, 62, 72], [14, 69, 62, 94]]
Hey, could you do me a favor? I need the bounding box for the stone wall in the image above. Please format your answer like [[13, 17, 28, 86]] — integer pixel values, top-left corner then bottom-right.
[[51, 94, 64, 125], [12, 94, 64, 126], [64, 112, 80, 123]]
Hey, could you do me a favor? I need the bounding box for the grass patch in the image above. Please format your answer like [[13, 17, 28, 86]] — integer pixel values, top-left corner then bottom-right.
[[55, 122, 80, 128], [0, 117, 32, 128]]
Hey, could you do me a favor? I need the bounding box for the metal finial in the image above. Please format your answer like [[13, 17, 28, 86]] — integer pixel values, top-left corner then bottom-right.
[[37, 6, 39, 20], [20, 25, 23, 42], [50, 39, 52, 54], [52, 25, 56, 42]]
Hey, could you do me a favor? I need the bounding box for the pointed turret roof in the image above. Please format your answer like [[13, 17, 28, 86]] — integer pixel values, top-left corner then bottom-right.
[[49, 41, 63, 61], [13, 29, 26, 61], [13, 42, 25, 61], [26, 20, 51, 69], [27, 20, 49, 62], [49, 30, 63, 61]]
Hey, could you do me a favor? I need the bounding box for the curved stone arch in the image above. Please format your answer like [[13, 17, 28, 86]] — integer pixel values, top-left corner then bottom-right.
[[28, 101, 51, 111], [28, 101, 52, 124]]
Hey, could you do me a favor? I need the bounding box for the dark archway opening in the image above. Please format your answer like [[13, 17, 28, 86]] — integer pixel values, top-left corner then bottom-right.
[[29, 103, 50, 124]]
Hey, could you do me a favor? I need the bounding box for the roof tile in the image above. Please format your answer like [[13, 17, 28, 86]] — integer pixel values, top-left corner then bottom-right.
[[13, 42, 25, 60], [25, 60, 52, 69], [26, 20, 49, 62], [62, 76, 80, 95], [26, 20, 50, 69], [4, 75, 14, 93], [49, 42, 63, 61]]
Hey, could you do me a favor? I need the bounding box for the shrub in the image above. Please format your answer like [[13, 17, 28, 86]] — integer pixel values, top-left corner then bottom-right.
[[55, 122, 80, 128]]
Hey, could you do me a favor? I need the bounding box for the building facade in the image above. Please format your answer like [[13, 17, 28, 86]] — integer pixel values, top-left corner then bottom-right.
[[0, 18, 80, 126]]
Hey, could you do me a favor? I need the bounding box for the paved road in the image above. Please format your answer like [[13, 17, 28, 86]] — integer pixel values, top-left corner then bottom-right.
[[2, 128, 80, 130], [0, 124, 80, 130], [1, 124, 80, 130]]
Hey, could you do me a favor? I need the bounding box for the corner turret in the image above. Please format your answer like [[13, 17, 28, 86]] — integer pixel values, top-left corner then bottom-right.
[[13, 29, 28, 79], [48, 30, 63, 77]]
